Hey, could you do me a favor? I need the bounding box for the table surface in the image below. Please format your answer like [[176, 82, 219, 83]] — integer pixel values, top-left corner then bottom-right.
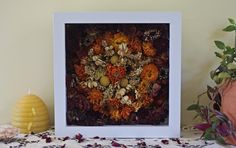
[[0, 126, 235, 148]]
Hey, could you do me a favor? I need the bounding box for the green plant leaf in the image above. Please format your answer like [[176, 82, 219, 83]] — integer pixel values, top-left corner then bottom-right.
[[216, 136, 226, 145], [203, 127, 215, 140], [215, 52, 223, 58], [187, 104, 200, 111], [225, 56, 234, 64], [228, 63, 236, 69], [228, 18, 236, 24], [224, 46, 235, 54], [211, 119, 220, 129], [213, 75, 222, 84], [214, 41, 225, 49], [218, 72, 231, 79], [223, 25, 236, 32], [210, 70, 215, 79]]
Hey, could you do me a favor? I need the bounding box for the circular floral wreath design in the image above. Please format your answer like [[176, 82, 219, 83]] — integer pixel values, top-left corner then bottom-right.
[[66, 25, 169, 125]]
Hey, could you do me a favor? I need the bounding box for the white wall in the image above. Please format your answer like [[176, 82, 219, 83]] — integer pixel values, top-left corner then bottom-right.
[[0, 0, 236, 126]]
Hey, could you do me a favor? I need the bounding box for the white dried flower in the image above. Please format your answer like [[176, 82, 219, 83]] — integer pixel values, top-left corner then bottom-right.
[[130, 67, 143, 77], [80, 82, 87, 88], [92, 56, 99, 61], [80, 57, 88, 65], [0, 125, 19, 140], [121, 95, 132, 105], [86, 81, 98, 88], [92, 81, 98, 87], [119, 58, 127, 65], [103, 85, 115, 100], [102, 40, 108, 47], [105, 47, 110, 51], [140, 58, 152, 66], [87, 81, 92, 88], [117, 43, 128, 57], [85, 65, 95, 75], [88, 48, 94, 56], [135, 89, 140, 100], [135, 52, 142, 60], [127, 52, 142, 60], [95, 59, 106, 66], [104, 46, 115, 56], [126, 84, 132, 91], [115, 88, 126, 98]]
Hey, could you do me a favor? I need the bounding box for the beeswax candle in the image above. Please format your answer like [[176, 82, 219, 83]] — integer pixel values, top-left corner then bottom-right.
[[11, 93, 49, 134]]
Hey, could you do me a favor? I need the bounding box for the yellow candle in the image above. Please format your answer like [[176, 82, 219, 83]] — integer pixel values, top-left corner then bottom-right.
[[11, 92, 49, 134]]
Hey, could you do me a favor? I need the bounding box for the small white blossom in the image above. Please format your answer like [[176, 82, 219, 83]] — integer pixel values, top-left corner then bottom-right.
[[92, 56, 99, 61], [115, 88, 126, 98], [121, 95, 132, 105], [126, 84, 132, 91]]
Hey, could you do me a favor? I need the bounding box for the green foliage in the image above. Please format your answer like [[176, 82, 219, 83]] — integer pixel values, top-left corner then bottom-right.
[[187, 104, 200, 111], [202, 127, 215, 140], [223, 25, 236, 32], [187, 18, 236, 145], [216, 136, 227, 145], [222, 18, 236, 32], [215, 41, 225, 50], [211, 18, 236, 84], [228, 18, 236, 24]]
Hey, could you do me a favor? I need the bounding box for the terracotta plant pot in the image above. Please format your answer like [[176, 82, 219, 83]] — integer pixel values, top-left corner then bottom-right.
[[218, 79, 236, 145]]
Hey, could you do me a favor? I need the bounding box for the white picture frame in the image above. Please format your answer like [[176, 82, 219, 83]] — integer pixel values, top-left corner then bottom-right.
[[54, 12, 181, 138]]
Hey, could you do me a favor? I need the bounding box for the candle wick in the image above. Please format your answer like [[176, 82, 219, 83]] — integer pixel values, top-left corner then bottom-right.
[[28, 89, 31, 95]]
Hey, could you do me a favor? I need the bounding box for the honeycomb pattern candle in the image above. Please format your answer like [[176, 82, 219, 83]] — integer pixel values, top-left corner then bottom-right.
[[11, 90, 49, 134]]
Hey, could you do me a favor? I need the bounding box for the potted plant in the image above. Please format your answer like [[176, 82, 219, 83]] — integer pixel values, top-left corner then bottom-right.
[[188, 18, 236, 145]]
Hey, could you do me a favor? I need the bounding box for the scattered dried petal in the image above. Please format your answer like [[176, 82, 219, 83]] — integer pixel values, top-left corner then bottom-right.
[[161, 139, 169, 145]]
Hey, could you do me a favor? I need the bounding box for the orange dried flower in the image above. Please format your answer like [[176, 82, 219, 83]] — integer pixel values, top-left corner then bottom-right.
[[141, 64, 159, 82], [121, 106, 133, 120], [108, 98, 121, 109], [142, 42, 156, 57], [92, 104, 102, 112], [106, 64, 126, 84], [87, 88, 103, 105], [103, 32, 113, 45], [141, 94, 154, 107], [129, 37, 142, 53], [74, 64, 87, 80], [132, 101, 143, 112], [92, 39, 104, 55], [110, 110, 122, 121], [112, 33, 129, 51], [137, 80, 150, 94]]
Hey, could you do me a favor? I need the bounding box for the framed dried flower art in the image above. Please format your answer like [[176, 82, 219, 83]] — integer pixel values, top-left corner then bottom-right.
[[54, 12, 181, 138]]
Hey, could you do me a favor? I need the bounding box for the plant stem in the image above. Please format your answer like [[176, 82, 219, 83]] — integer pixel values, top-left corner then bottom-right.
[[234, 30, 236, 49], [235, 30, 236, 49], [197, 91, 207, 99]]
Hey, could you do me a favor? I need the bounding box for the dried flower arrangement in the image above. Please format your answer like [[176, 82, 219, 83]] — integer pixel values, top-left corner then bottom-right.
[[187, 18, 236, 145], [65, 24, 169, 125]]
